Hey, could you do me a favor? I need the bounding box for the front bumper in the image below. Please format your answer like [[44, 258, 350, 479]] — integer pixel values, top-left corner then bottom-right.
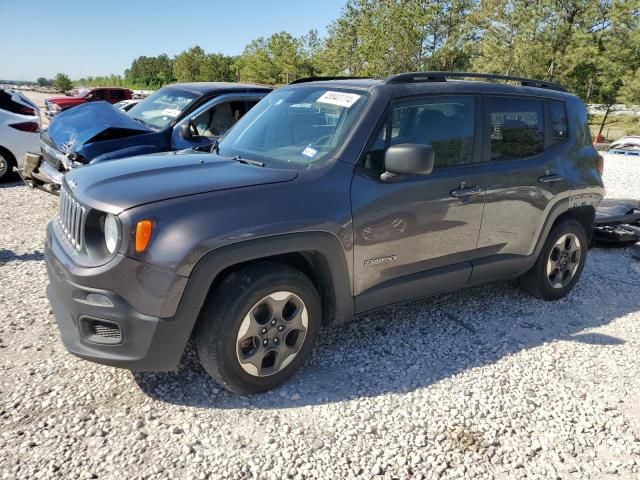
[[19, 152, 63, 194], [45, 223, 194, 371]]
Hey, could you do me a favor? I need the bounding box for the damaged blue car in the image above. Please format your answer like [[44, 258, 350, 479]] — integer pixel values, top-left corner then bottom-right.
[[22, 82, 271, 192]]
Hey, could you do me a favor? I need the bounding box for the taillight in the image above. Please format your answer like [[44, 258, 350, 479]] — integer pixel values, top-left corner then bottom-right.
[[9, 122, 40, 133], [19, 106, 36, 116], [597, 155, 604, 176]]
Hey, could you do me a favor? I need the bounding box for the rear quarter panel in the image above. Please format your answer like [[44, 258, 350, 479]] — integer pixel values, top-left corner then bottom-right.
[[563, 96, 605, 207]]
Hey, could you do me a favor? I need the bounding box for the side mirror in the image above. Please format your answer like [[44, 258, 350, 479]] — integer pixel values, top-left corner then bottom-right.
[[382, 144, 434, 181], [179, 121, 193, 139]]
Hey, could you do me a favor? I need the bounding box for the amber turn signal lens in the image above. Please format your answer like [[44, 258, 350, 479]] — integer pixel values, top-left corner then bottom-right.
[[135, 220, 153, 253]]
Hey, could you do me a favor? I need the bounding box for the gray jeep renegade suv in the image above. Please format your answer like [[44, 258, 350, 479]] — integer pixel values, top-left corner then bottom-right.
[[45, 72, 604, 394]]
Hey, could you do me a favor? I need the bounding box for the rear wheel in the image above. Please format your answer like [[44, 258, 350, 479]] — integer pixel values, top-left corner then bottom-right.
[[196, 262, 321, 394], [519, 219, 588, 300], [0, 149, 15, 182]]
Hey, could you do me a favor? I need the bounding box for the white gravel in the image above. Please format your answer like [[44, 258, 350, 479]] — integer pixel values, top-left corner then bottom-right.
[[1, 154, 640, 480]]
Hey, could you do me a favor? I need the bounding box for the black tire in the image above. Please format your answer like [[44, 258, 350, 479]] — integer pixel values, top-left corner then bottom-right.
[[0, 148, 15, 182], [196, 262, 321, 394], [519, 218, 588, 301]]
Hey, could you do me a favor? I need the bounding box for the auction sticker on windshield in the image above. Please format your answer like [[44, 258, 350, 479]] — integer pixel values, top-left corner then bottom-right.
[[317, 91, 361, 108], [302, 147, 318, 158], [160, 108, 182, 118]]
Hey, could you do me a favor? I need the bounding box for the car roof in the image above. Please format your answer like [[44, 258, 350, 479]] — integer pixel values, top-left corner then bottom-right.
[[168, 82, 273, 95], [289, 77, 575, 101]]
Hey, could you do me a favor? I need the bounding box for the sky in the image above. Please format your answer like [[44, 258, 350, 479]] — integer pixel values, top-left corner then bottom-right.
[[1, 0, 347, 81]]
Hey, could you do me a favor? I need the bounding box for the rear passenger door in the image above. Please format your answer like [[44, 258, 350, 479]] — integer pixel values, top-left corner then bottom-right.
[[473, 95, 571, 278], [351, 94, 485, 311]]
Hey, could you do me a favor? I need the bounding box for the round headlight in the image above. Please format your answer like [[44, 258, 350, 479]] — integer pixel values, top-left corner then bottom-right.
[[104, 214, 119, 254]]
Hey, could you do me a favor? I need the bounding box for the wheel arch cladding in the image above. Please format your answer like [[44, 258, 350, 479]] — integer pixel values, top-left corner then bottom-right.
[[178, 232, 354, 344], [555, 206, 596, 241]]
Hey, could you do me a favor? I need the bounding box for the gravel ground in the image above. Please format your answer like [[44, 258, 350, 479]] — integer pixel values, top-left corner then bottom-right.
[[1, 154, 640, 480]]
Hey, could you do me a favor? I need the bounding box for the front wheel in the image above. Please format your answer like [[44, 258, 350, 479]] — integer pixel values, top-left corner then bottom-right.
[[196, 262, 321, 394], [519, 219, 588, 301]]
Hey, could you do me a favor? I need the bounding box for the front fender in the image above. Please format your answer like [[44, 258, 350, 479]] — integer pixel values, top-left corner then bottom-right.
[[90, 145, 163, 164], [171, 232, 355, 324]]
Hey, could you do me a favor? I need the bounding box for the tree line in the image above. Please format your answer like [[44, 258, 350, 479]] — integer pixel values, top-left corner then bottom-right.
[[52, 0, 638, 121]]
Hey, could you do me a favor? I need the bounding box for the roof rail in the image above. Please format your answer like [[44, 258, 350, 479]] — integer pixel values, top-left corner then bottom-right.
[[384, 71, 566, 92], [289, 76, 370, 85]]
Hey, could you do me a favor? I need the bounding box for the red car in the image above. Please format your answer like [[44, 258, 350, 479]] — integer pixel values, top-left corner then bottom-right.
[[45, 87, 133, 118]]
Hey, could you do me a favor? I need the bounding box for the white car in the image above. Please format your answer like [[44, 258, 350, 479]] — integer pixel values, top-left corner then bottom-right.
[[0, 89, 41, 181]]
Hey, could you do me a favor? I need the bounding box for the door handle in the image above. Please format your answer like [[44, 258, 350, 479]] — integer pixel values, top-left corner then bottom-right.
[[538, 173, 565, 183], [450, 185, 483, 198]]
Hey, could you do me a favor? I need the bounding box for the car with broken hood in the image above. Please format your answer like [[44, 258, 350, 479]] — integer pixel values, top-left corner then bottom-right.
[[22, 82, 271, 192]]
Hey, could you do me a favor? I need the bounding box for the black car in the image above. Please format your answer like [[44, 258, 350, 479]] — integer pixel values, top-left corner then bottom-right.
[[44, 72, 604, 394], [23, 82, 272, 192]]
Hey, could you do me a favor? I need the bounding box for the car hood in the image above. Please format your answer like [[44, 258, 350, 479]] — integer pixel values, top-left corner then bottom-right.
[[48, 101, 154, 154], [65, 151, 299, 213], [47, 96, 86, 105]]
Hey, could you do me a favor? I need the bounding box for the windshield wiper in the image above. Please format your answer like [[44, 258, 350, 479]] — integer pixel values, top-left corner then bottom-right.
[[211, 141, 264, 166], [230, 155, 264, 167], [133, 117, 156, 130]]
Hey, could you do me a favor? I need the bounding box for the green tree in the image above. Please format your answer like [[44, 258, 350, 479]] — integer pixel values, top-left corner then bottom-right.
[[173, 46, 207, 82], [126, 54, 174, 88], [199, 53, 236, 82], [238, 31, 317, 84], [320, 0, 476, 77], [54, 73, 73, 92], [172, 47, 236, 82], [620, 69, 640, 106], [36, 77, 50, 87]]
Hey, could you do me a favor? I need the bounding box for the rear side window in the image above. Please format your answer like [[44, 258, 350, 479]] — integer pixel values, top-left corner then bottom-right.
[[362, 95, 477, 172], [488, 97, 544, 161], [110, 90, 126, 101], [549, 100, 568, 145]]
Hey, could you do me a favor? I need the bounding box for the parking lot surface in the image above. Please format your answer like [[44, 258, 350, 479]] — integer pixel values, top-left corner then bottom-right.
[[1, 155, 639, 479]]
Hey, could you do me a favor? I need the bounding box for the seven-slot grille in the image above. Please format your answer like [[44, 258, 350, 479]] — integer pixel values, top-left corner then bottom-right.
[[58, 185, 86, 250]]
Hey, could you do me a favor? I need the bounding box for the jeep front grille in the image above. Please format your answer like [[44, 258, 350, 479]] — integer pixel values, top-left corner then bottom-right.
[[58, 185, 86, 250]]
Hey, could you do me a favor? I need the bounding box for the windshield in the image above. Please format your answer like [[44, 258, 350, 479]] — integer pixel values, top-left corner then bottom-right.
[[218, 86, 369, 169], [127, 87, 199, 130]]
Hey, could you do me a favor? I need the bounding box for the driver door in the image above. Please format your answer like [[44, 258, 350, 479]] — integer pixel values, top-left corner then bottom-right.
[[351, 94, 486, 312]]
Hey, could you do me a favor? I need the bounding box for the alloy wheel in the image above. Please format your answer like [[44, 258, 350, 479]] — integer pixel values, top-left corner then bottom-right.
[[546, 233, 581, 289], [235, 291, 308, 377]]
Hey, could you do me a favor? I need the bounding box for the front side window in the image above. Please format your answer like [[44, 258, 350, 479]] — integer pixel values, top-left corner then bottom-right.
[[488, 97, 544, 161], [218, 87, 369, 170], [127, 87, 199, 130], [193, 101, 247, 138], [362, 95, 477, 172]]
